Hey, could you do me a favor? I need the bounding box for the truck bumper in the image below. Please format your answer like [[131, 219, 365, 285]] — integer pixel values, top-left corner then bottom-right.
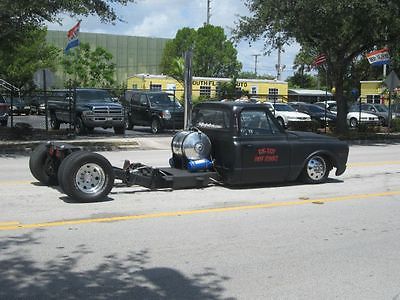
[[83, 116, 125, 128]]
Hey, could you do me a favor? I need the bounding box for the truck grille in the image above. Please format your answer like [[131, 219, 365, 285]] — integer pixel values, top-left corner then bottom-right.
[[92, 106, 123, 116]]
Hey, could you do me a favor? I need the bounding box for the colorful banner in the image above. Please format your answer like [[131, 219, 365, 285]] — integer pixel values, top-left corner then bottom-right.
[[366, 48, 390, 66], [64, 20, 81, 53]]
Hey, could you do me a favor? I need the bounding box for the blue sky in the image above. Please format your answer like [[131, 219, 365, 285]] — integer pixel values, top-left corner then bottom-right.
[[47, 0, 299, 79]]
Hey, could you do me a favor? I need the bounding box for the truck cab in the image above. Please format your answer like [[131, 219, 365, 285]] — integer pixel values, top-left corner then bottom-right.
[[192, 102, 348, 185]]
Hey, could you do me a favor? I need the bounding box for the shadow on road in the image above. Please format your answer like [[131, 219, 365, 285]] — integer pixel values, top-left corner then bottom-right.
[[0, 231, 233, 299]]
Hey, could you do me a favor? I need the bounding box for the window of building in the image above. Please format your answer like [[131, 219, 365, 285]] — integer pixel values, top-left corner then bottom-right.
[[150, 84, 162, 91], [366, 94, 381, 104], [132, 84, 138, 89], [251, 86, 258, 95], [268, 88, 279, 102], [200, 86, 211, 97]]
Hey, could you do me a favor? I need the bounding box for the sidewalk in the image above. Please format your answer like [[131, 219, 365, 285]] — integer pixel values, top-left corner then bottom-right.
[[0, 135, 172, 154]]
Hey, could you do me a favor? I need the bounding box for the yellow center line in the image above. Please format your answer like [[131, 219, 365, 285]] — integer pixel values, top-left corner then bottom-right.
[[1, 190, 399, 231]]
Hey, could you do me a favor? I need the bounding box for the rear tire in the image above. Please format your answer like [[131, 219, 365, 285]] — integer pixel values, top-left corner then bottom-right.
[[276, 117, 285, 128], [29, 143, 58, 185], [57, 150, 85, 193], [114, 126, 125, 135], [300, 155, 329, 184], [50, 116, 60, 130], [75, 117, 86, 135], [60, 151, 114, 202]]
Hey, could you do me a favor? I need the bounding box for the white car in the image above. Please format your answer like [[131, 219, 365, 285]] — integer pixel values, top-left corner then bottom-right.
[[347, 111, 380, 128], [264, 102, 311, 128]]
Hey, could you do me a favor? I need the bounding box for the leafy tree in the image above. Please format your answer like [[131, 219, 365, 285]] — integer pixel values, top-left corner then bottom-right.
[[287, 73, 318, 89], [238, 71, 275, 80], [0, 27, 59, 89], [61, 43, 115, 88], [234, 0, 400, 133], [161, 24, 242, 79]]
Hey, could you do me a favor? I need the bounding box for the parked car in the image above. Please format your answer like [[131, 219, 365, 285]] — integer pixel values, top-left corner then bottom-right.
[[264, 102, 311, 128], [0, 95, 9, 126], [347, 111, 380, 128], [314, 101, 337, 114], [47, 88, 125, 135], [349, 103, 390, 126], [4, 97, 30, 115], [124, 90, 184, 134], [288, 102, 337, 127]]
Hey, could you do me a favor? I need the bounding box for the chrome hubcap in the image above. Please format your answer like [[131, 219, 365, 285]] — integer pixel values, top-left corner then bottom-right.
[[306, 156, 326, 181], [75, 163, 106, 194]]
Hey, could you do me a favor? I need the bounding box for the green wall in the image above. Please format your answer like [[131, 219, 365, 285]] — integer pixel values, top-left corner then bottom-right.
[[46, 30, 169, 87]]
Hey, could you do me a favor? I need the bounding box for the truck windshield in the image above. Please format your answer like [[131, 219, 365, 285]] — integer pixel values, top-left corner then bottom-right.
[[274, 103, 295, 112], [76, 90, 113, 103], [149, 93, 180, 108]]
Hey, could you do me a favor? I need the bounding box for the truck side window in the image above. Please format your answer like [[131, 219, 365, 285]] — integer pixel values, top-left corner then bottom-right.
[[140, 95, 148, 106], [240, 110, 278, 136]]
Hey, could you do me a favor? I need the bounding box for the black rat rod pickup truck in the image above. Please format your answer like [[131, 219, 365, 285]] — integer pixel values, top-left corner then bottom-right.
[[29, 102, 349, 203]]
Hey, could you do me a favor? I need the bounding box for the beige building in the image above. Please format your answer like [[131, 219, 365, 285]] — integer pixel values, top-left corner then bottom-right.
[[127, 74, 289, 101]]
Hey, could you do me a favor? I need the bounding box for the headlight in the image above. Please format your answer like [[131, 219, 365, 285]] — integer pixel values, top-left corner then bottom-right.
[[161, 110, 171, 120], [82, 110, 94, 116]]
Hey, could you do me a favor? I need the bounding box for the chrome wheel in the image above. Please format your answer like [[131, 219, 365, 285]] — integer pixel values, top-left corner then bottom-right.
[[75, 163, 106, 194], [306, 155, 327, 182]]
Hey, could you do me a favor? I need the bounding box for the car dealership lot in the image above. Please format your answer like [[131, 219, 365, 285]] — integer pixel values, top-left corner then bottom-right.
[[0, 143, 400, 298]]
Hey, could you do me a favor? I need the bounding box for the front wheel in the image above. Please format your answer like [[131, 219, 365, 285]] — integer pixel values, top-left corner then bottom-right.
[[59, 151, 115, 202], [300, 155, 329, 184], [151, 119, 161, 134], [276, 117, 285, 128], [349, 117, 358, 128], [50, 116, 60, 130], [75, 117, 86, 135]]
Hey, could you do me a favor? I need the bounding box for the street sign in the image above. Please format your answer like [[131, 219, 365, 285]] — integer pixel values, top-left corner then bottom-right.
[[384, 70, 400, 91], [33, 69, 54, 89]]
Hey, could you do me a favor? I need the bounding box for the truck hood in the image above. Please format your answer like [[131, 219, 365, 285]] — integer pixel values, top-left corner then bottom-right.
[[77, 101, 122, 109], [286, 130, 339, 141]]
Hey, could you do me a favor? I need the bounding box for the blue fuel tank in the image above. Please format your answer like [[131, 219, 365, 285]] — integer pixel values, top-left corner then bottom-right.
[[187, 159, 213, 172]]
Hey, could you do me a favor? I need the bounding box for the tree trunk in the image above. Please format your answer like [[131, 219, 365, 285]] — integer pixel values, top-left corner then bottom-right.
[[333, 68, 348, 135]]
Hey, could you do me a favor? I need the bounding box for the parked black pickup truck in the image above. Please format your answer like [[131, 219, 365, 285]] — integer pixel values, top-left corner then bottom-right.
[[29, 101, 349, 202], [48, 88, 125, 134]]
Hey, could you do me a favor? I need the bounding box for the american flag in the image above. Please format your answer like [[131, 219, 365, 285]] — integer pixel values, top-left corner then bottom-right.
[[312, 53, 327, 67]]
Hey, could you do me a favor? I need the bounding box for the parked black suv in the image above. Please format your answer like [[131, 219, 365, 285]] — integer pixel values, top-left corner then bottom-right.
[[48, 88, 125, 135], [124, 91, 184, 134]]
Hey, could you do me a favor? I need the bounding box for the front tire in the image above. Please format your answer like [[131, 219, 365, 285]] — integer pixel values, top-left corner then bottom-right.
[[300, 155, 329, 184], [276, 117, 285, 128], [151, 118, 161, 134], [60, 151, 114, 202], [349, 117, 358, 128], [50, 115, 60, 130]]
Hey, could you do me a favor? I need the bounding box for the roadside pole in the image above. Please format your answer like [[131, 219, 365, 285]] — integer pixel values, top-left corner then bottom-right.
[[184, 50, 193, 130]]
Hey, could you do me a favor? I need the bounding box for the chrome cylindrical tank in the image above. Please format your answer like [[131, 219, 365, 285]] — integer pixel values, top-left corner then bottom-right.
[[171, 130, 212, 161]]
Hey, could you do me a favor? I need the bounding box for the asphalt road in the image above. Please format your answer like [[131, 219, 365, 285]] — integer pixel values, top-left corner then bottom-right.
[[1, 143, 400, 299]]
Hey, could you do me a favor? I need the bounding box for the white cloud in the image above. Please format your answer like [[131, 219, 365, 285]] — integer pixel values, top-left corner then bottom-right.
[[45, 0, 300, 79]]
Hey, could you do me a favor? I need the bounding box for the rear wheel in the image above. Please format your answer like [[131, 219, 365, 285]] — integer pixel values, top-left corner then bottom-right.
[[50, 115, 60, 130], [60, 151, 114, 202], [75, 117, 86, 135], [29, 143, 58, 185], [126, 117, 134, 130], [114, 126, 125, 135], [300, 155, 329, 184]]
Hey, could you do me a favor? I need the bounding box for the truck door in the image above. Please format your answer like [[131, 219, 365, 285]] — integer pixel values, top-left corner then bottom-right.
[[238, 108, 291, 184]]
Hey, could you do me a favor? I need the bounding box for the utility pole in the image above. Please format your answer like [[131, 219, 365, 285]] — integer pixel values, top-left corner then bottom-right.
[[275, 44, 286, 80], [252, 54, 261, 76], [206, 0, 211, 25]]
